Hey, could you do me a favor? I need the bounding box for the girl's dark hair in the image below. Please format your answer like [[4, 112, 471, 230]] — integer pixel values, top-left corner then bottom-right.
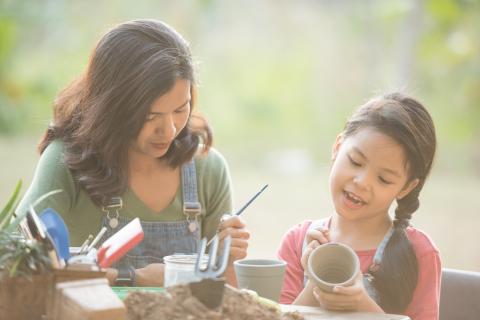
[[38, 19, 212, 206], [343, 92, 436, 313]]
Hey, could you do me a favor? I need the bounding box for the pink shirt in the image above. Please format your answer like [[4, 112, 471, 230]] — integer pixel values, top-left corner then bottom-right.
[[277, 219, 441, 320]]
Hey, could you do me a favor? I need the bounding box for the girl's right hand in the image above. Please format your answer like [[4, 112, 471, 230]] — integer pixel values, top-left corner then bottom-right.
[[301, 227, 330, 271], [294, 228, 333, 307]]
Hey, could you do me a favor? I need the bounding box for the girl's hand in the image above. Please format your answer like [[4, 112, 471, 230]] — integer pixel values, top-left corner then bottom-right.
[[312, 273, 383, 312], [301, 227, 330, 271], [217, 215, 250, 262], [294, 227, 330, 305]]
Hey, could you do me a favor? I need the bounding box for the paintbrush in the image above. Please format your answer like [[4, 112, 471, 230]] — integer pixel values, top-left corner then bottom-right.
[[78, 234, 93, 255], [86, 226, 107, 253], [207, 184, 268, 246]]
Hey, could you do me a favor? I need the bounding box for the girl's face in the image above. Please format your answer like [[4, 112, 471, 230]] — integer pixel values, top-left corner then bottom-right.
[[131, 79, 191, 160], [329, 127, 418, 223]]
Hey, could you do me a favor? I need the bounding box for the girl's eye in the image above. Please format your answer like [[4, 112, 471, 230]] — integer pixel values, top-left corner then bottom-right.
[[146, 114, 156, 121], [348, 156, 361, 167], [379, 176, 392, 185]]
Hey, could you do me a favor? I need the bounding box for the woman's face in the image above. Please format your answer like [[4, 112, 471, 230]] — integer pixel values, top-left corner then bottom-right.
[[329, 127, 418, 223], [131, 79, 191, 160]]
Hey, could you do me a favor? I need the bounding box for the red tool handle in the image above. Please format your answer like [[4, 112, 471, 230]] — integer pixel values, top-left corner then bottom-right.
[[97, 218, 144, 268]]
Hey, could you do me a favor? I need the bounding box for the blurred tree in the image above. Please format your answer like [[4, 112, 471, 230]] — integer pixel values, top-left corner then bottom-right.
[[0, 0, 478, 171]]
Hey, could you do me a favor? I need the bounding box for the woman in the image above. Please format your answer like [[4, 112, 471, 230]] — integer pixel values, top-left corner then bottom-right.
[[17, 19, 249, 287]]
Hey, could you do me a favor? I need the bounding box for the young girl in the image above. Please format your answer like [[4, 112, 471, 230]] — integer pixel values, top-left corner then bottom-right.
[[277, 92, 441, 319]]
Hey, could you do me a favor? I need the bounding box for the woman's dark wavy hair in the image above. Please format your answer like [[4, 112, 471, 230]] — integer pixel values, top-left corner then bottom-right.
[[38, 19, 212, 206], [342, 92, 436, 314]]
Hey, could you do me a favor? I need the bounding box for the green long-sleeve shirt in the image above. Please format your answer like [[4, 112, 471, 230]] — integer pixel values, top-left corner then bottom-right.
[[17, 140, 233, 246]]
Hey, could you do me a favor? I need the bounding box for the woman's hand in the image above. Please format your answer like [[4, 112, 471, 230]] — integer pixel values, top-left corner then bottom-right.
[[312, 273, 383, 312], [217, 215, 250, 262], [106, 263, 165, 287], [134, 263, 165, 287], [216, 215, 250, 287], [105, 268, 118, 286], [301, 227, 330, 271]]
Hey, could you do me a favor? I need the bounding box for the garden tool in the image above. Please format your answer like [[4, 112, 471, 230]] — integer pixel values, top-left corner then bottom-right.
[[40, 208, 71, 261], [96, 217, 144, 268], [189, 235, 231, 309], [25, 206, 64, 268]]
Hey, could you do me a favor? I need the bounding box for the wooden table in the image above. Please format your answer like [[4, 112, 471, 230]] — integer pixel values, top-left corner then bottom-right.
[[281, 305, 410, 320]]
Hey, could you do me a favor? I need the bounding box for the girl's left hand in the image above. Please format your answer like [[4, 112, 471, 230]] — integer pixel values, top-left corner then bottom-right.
[[312, 273, 383, 312], [217, 215, 250, 262]]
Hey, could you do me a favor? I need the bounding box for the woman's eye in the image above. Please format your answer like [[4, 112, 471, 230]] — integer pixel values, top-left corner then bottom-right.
[[146, 114, 156, 121], [348, 156, 361, 167], [175, 108, 186, 114], [175, 105, 189, 113]]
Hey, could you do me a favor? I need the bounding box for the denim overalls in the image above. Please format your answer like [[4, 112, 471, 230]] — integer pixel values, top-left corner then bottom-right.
[[302, 219, 394, 302], [101, 160, 202, 270]]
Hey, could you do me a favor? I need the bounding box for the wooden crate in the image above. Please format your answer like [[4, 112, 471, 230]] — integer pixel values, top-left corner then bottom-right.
[[51, 278, 126, 320], [46, 268, 107, 318], [0, 268, 107, 320], [0, 273, 53, 320]]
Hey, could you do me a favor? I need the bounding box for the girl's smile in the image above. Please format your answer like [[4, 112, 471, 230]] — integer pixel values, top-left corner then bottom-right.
[[342, 190, 367, 210]]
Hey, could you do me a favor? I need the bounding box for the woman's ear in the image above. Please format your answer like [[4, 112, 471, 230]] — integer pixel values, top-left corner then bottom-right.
[[332, 133, 344, 160], [397, 178, 419, 200]]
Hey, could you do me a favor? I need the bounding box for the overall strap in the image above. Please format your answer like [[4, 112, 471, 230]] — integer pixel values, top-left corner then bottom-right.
[[370, 227, 394, 269], [363, 227, 395, 302], [181, 160, 202, 233], [102, 196, 123, 229]]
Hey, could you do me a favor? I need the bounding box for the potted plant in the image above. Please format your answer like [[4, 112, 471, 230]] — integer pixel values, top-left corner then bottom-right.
[[0, 183, 110, 320], [0, 181, 55, 320]]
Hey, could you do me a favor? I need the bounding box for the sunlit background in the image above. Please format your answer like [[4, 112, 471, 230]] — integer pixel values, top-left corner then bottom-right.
[[1, 0, 479, 271]]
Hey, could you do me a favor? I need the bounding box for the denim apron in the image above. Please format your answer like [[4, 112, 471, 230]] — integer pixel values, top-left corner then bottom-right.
[[101, 160, 202, 270], [302, 219, 394, 303]]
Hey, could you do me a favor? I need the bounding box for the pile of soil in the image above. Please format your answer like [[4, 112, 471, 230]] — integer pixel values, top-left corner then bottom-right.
[[125, 284, 304, 320]]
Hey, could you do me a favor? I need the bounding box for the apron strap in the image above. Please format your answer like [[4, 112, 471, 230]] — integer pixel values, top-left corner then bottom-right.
[[363, 227, 394, 302], [370, 227, 394, 270], [181, 159, 202, 220], [102, 196, 123, 229]]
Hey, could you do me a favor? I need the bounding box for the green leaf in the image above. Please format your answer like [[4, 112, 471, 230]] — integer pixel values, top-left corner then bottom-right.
[[0, 179, 22, 230], [6, 188, 62, 233], [426, 0, 460, 24]]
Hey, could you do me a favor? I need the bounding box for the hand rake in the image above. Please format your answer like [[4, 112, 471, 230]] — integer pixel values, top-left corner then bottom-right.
[[189, 235, 232, 309]]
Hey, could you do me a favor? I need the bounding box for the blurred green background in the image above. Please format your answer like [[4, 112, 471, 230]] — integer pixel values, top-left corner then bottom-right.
[[1, 0, 479, 271]]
